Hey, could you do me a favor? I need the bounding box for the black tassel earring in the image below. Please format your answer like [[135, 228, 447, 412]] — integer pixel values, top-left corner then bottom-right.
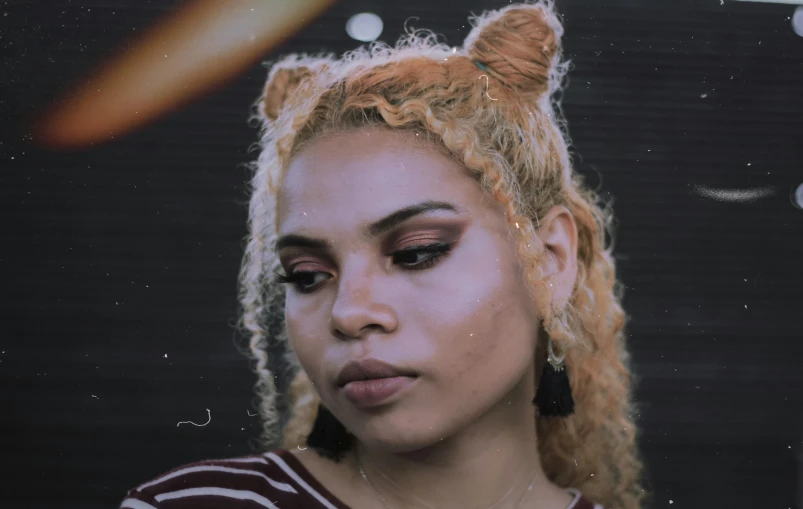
[[305, 404, 353, 462], [533, 338, 575, 418]]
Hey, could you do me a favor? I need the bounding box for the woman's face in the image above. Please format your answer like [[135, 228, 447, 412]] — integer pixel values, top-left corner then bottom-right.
[[275, 126, 543, 452]]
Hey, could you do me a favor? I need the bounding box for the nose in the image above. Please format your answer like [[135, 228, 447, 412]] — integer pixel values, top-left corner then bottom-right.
[[328, 260, 398, 340]]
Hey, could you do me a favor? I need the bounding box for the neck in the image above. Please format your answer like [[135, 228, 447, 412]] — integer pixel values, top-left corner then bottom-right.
[[353, 438, 544, 509], [341, 374, 562, 509]]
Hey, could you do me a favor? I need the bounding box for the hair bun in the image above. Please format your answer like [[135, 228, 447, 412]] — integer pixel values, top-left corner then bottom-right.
[[261, 65, 314, 121], [464, 1, 564, 98]]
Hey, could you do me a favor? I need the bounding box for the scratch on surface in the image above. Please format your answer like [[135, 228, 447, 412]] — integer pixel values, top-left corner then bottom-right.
[[177, 408, 211, 427], [478, 74, 497, 101]]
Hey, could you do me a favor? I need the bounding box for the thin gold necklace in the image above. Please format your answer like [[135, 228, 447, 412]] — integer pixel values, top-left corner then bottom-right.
[[356, 448, 540, 509]]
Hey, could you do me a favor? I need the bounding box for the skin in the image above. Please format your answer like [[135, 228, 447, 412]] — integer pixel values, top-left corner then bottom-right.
[[276, 126, 579, 509]]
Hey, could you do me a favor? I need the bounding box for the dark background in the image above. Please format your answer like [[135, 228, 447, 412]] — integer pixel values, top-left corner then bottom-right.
[[2, 0, 802, 508]]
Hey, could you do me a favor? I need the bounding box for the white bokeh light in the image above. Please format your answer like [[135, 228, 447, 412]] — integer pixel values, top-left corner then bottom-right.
[[792, 182, 803, 209], [793, 6, 803, 37], [346, 12, 383, 42]]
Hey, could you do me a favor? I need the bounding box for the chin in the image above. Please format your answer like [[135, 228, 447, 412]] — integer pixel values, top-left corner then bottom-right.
[[360, 437, 448, 456], [349, 418, 451, 454]]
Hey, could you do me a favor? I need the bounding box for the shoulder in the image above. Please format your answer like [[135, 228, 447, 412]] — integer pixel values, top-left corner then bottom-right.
[[117, 448, 337, 509]]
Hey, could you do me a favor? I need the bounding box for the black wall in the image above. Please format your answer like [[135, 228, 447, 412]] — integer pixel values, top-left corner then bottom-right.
[[1, 1, 802, 508]]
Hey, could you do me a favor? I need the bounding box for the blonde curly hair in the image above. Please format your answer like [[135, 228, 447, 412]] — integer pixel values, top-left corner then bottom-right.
[[237, 1, 650, 508]]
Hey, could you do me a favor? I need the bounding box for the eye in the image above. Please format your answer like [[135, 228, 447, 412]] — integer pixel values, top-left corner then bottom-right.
[[273, 242, 454, 294], [391, 242, 453, 270], [272, 269, 328, 294]]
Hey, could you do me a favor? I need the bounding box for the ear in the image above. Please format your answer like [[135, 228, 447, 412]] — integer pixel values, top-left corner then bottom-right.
[[535, 205, 578, 312]]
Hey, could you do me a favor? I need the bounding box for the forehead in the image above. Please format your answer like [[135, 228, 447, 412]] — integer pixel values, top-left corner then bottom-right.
[[276, 127, 495, 234]]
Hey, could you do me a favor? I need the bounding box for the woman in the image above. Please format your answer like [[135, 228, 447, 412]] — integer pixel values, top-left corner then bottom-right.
[[119, 2, 648, 508]]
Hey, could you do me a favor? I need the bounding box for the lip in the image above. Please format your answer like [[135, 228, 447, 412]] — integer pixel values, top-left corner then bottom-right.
[[336, 358, 418, 388], [342, 376, 418, 408]]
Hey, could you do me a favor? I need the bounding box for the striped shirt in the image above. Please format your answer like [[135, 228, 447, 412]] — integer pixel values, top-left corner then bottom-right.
[[119, 448, 604, 509]]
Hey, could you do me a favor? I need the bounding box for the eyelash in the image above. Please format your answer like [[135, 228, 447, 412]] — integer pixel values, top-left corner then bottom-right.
[[272, 242, 454, 294]]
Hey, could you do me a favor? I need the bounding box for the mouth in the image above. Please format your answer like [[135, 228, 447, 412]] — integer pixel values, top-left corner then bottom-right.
[[340, 376, 419, 409], [336, 358, 418, 388]]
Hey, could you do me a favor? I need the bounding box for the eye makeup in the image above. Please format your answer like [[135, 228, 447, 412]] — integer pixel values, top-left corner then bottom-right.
[[273, 241, 455, 294]]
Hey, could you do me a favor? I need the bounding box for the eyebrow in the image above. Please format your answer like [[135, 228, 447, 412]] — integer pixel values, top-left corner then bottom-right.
[[275, 200, 460, 253]]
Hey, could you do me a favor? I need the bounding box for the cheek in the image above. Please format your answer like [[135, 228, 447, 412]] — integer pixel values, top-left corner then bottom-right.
[[436, 309, 533, 410], [421, 254, 534, 381], [420, 244, 520, 336], [285, 303, 325, 367]]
